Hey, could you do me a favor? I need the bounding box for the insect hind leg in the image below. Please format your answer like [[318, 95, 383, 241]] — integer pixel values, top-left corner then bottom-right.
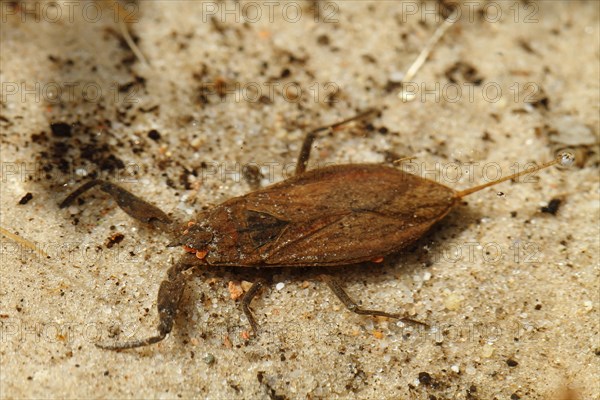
[[320, 274, 427, 328], [59, 179, 172, 230], [294, 108, 379, 175]]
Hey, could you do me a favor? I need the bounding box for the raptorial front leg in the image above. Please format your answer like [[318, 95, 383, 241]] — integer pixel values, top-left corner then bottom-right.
[[60, 179, 173, 231], [295, 108, 379, 175], [320, 274, 427, 327], [240, 279, 267, 335], [96, 262, 193, 350]]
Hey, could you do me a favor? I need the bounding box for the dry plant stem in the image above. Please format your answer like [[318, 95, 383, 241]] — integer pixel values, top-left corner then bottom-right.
[[118, 16, 150, 67], [0, 226, 49, 258], [399, 9, 458, 96]]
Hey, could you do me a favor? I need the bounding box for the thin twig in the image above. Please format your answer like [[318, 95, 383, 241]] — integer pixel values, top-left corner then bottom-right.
[[118, 15, 150, 67], [398, 10, 458, 99], [0, 226, 49, 259]]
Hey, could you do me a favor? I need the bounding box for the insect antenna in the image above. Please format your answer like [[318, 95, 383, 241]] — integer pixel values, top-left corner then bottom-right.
[[453, 152, 574, 200]]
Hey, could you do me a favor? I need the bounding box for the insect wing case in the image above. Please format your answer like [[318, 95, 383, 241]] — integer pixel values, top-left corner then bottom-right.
[[203, 164, 456, 267]]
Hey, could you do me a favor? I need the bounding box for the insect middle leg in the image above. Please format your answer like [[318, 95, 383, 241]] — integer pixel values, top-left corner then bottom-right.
[[320, 274, 427, 327], [295, 108, 379, 175], [240, 278, 267, 334], [96, 262, 193, 350], [59, 179, 173, 231]]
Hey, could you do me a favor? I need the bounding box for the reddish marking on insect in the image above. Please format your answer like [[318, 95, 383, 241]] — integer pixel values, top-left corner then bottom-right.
[[182, 245, 208, 260], [372, 257, 384, 263], [194, 250, 208, 260], [182, 245, 196, 253], [182, 221, 196, 235]]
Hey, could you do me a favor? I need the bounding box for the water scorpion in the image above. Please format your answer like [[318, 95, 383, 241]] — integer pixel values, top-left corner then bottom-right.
[[60, 109, 573, 350]]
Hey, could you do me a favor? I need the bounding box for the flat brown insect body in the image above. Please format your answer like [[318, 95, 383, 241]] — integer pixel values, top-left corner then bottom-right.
[[181, 164, 456, 267], [59, 109, 572, 350]]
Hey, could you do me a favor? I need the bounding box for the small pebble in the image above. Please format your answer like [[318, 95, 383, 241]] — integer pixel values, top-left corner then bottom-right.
[[203, 353, 215, 365], [444, 293, 463, 311], [389, 71, 404, 82], [417, 372, 432, 385], [482, 344, 495, 358], [75, 168, 88, 177], [148, 129, 161, 141], [541, 198, 562, 215], [228, 281, 243, 300], [18, 193, 33, 205]]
